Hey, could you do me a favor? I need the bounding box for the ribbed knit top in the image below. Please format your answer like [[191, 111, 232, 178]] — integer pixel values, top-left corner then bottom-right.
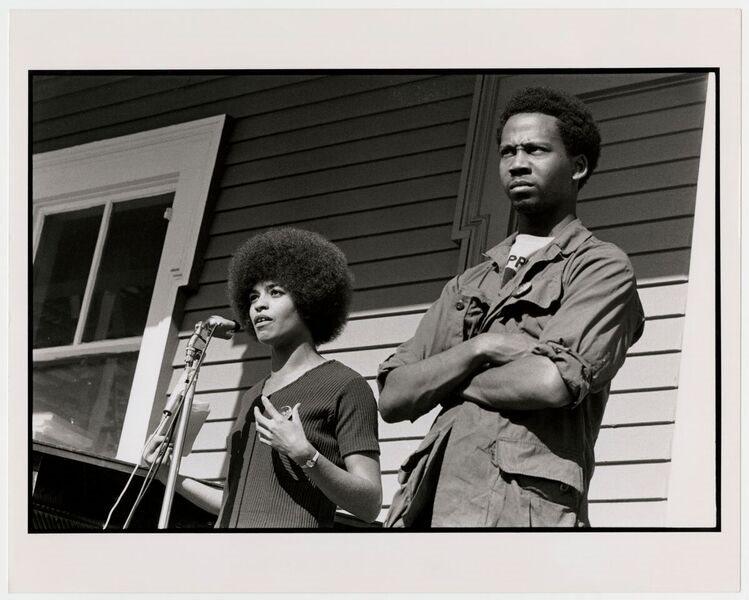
[[216, 360, 380, 528]]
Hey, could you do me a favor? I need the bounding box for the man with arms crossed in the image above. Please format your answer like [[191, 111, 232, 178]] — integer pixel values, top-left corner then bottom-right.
[[378, 87, 645, 527]]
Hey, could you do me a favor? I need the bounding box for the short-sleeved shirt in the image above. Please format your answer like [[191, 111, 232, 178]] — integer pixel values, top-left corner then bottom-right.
[[216, 360, 380, 528], [378, 218, 645, 525]]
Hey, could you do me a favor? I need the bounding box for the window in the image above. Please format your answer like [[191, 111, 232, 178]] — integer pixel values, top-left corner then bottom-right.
[[33, 194, 174, 457], [32, 115, 227, 463]]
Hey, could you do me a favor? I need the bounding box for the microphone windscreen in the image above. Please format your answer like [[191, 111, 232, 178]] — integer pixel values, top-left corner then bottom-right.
[[205, 315, 242, 339]]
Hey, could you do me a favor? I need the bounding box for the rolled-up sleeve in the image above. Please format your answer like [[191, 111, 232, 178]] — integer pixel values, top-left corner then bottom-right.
[[376, 275, 460, 390], [532, 243, 645, 407]]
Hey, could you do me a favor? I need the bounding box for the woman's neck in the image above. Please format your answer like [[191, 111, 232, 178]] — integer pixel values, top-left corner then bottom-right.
[[263, 340, 327, 395], [269, 338, 324, 376]]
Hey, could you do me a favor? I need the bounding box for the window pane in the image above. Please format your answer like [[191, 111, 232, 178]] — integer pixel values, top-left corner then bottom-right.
[[32, 206, 104, 348], [32, 353, 139, 458], [82, 193, 173, 342]]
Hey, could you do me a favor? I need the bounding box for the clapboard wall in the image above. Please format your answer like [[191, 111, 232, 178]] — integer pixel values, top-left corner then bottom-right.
[[169, 73, 707, 526], [32, 72, 707, 527], [347, 73, 707, 526], [569, 73, 706, 526], [32, 73, 476, 511], [363, 73, 707, 526]]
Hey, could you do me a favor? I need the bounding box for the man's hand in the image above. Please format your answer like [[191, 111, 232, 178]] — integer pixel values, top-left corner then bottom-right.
[[460, 354, 573, 410], [469, 332, 536, 366], [379, 331, 543, 423]]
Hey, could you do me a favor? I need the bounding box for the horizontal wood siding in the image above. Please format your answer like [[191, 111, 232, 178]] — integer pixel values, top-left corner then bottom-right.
[[577, 75, 705, 525], [329, 75, 705, 526], [36, 75, 474, 499], [345, 74, 706, 527], [33, 73, 475, 518]]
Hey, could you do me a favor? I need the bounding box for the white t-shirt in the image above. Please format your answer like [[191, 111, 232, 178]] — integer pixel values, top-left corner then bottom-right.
[[502, 233, 554, 286]]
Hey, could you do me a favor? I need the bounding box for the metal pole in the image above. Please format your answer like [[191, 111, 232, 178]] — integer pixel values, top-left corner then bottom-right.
[[156, 321, 212, 529], [157, 369, 197, 529]]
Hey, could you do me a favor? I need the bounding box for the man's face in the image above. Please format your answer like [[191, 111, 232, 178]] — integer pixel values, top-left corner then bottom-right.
[[498, 112, 587, 219]]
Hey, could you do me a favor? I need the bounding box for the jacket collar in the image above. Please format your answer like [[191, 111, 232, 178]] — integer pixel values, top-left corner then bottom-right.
[[482, 217, 593, 266]]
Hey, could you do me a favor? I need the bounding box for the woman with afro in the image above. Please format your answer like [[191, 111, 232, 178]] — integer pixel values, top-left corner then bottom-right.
[[147, 228, 382, 528]]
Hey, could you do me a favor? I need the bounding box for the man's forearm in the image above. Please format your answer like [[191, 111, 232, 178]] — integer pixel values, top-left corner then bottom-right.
[[378, 338, 484, 423], [460, 354, 573, 410], [378, 332, 538, 423]]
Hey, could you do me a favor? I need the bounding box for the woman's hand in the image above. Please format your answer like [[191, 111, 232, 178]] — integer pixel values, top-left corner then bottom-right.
[[142, 434, 172, 484], [143, 433, 223, 514], [254, 396, 315, 465], [255, 397, 381, 523]]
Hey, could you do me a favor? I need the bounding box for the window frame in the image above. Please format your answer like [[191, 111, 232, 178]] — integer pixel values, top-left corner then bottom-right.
[[32, 114, 227, 463], [32, 193, 174, 361]]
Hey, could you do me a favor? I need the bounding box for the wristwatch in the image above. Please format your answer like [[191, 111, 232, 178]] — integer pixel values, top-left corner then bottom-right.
[[301, 449, 320, 469]]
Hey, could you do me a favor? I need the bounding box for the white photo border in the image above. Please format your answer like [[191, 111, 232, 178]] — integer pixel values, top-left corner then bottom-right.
[[8, 8, 742, 593]]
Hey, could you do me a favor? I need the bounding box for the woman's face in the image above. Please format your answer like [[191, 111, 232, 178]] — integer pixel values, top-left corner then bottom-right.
[[248, 280, 311, 347]]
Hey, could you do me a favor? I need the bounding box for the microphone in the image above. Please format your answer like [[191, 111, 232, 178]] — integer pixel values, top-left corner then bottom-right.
[[205, 315, 242, 340]]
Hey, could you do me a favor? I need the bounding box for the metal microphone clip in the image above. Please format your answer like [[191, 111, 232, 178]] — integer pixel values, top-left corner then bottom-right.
[[185, 321, 208, 366]]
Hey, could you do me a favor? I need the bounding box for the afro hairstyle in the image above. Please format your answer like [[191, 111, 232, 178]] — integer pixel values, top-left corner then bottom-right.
[[227, 227, 353, 346], [496, 87, 601, 189]]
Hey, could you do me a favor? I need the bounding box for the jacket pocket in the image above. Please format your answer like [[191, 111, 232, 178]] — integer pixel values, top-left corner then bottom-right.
[[494, 437, 585, 496], [385, 424, 452, 527], [502, 264, 563, 316], [458, 286, 489, 341], [505, 472, 580, 527], [527, 490, 579, 528]]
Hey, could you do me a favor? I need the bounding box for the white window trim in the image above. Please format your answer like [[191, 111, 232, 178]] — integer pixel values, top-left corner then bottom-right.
[[33, 337, 143, 362], [33, 114, 227, 463]]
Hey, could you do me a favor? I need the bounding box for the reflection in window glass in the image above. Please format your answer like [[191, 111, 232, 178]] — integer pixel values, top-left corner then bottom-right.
[[32, 353, 139, 458], [82, 194, 173, 342], [32, 206, 104, 348], [32, 192, 174, 460]]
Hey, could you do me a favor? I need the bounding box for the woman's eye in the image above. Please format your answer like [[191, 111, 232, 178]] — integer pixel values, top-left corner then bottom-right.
[[270, 289, 283, 297]]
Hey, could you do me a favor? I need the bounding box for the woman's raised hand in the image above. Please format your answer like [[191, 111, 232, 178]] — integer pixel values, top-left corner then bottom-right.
[[254, 396, 314, 465]]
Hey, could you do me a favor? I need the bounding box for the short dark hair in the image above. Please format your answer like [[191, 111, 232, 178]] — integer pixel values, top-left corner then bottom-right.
[[227, 227, 353, 346], [496, 87, 601, 188]]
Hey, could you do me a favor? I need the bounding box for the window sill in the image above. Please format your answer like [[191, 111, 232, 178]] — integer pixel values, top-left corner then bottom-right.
[[32, 440, 147, 476]]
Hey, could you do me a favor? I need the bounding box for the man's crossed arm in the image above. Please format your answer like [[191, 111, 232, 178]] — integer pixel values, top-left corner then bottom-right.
[[378, 332, 572, 423]]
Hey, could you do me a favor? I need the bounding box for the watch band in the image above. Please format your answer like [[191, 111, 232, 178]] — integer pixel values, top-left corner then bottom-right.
[[301, 450, 320, 469]]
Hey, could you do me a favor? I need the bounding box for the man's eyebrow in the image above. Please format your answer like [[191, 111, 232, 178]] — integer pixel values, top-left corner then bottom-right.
[[503, 140, 551, 148], [500, 141, 535, 149]]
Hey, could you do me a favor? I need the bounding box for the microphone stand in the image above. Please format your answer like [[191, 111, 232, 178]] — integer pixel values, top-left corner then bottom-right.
[[106, 317, 239, 530], [157, 321, 214, 530]]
